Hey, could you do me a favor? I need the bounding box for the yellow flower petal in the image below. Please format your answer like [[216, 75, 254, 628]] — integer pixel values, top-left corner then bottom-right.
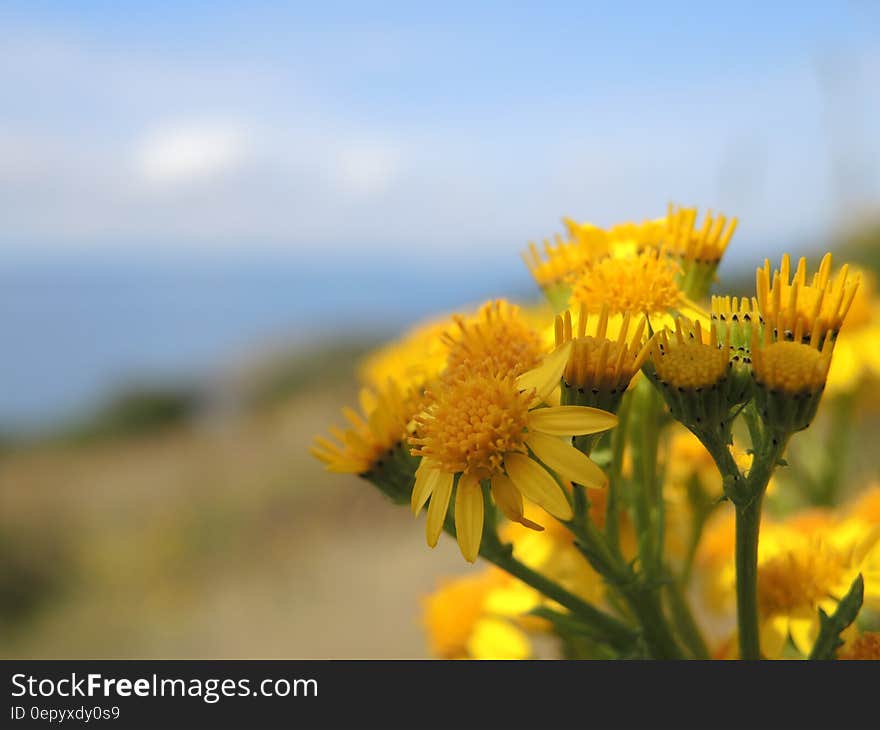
[[503, 452, 573, 521], [789, 609, 820, 657], [516, 341, 572, 403], [455, 473, 484, 563], [466, 617, 532, 660], [491, 475, 545, 531], [483, 583, 541, 616], [412, 460, 440, 515], [526, 431, 607, 489], [760, 614, 789, 659], [426, 471, 454, 548], [527, 405, 618, 436]]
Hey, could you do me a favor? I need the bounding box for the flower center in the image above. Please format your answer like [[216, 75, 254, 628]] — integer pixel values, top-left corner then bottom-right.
[[652, 337, 729, 390], [752, 341, 829, 394], [411, 374, 532, 479], [444, 300, 544, 379], [758, 543, 845, 616], [570, 249, 683, 316]]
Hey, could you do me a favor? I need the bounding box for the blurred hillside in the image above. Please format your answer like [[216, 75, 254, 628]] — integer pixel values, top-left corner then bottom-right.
[[0, 343, 469, 659]]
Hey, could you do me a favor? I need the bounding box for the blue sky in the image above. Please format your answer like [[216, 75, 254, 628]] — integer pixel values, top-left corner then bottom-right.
[[1, 1, 879, 264]]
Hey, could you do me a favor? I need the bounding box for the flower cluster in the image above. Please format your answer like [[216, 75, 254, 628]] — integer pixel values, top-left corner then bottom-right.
[[313, 203, 879, 660]]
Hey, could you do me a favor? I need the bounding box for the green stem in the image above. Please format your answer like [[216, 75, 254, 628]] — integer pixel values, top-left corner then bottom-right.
[[735, 494, 763, 660], [441, 494, 637, 653], [681, 474, 717, 587], [629, 380, 662, 577], [605, 391, 632, 555], [565, 518, 684, 659], [664, 577, 710, 659], [700, 425, 787, 661], [620, 585, 685, 660]]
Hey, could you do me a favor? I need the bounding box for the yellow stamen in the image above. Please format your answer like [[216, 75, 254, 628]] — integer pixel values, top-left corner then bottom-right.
[[443, 299, 544, 379], [410, 374, 532, 480], [649, 318, 730, 390], [570, 248, 692, 318], [758, 541, 846, 617], [751, 321, 833, 395]]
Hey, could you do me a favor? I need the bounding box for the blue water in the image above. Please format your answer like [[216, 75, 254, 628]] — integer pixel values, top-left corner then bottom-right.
[[0, 250, 531, 430]]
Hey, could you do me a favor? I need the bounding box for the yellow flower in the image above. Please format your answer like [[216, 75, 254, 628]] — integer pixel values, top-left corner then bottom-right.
[[442, 299, 546, 380], [422, 511, 607, 659], [755, 252, 860, 344], [649, 318, 730, 390], [408, 365, 617, 562], [756, 526, 876, 657], [696, 506, 880, 658], [664, 205, 738, 299], [646, 317, 745, 431], [421, 570, 532, 659], [554, 302, 650, 411], [664, 204, 738, 265], [606, 217, 666, 255], [311, 380, 420, 476], [523, 216, 666, 310], [503, 508, 605, 607], [825, 271, 880, 395], [565, 216, 665, 258], [359, 315, 452, 392], [750, 317, 834, 432], [523, 233, 598, 310], [570, 247, 702, 320], [361, 299, 552, 394]]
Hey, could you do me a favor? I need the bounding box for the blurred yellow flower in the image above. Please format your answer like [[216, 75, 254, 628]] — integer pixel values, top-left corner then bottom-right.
[[696, 498, 880, 658], [422, 505, 609, 659], [570, 247, 702, 320], [421, 570, 532, 659], [523, 215, 667, 310], [523, 233, 597, 297], [359, 314, 452, 393], [443, 299, 546, 380], [664, 204, 738, 266], [755, 528, 872, 657], [825, 271, 880, 395], [311, 380, 421, 475]]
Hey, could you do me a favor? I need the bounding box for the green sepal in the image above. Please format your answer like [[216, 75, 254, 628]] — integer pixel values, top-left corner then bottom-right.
[[362, 442, 419, 505], [807, 574, 864, 660]]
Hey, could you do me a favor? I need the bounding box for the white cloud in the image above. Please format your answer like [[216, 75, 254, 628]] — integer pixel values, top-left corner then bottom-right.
[[328, 142, 402, 196], [135, 122, 248, 186]]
